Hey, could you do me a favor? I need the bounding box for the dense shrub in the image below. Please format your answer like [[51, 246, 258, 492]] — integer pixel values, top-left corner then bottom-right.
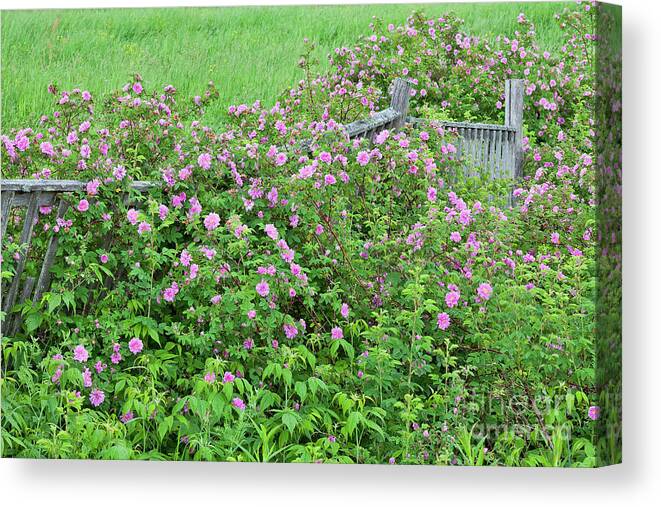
[[1, 2, 606, 465]]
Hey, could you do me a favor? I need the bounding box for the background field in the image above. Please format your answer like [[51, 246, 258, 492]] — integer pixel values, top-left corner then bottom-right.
[[1, 2, 570, 130]]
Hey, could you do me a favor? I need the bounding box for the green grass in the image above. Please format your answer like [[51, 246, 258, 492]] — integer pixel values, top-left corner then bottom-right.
[[1, 2, 571, 130]]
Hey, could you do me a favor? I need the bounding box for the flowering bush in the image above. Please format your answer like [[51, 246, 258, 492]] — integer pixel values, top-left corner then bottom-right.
[[1, 2, 610, 465]]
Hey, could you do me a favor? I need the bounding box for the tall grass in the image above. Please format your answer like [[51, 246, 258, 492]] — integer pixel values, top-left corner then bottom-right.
[[1, 2, 571, 130]]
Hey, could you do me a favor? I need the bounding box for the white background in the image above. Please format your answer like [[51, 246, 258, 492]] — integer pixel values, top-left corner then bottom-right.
[[1, 0, 659, 505]]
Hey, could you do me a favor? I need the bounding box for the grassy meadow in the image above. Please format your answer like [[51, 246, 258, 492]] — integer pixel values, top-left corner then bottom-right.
[[1, 2, 571, 130]]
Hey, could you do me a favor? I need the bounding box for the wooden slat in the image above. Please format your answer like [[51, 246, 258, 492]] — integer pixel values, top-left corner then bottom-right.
[[474, 128, 480, 175], [408, 79, 523, 186], [469, 128, 477, 177], [479, 128, 486, 176], [488, 130, 496, 179], [454, 133, 463, 160], [504, 130, 512, 179], [1, 190, 15, 243], [510, 131, 517, 178], [495, 130, 502, 178], [32, 199, 69, 302], [491, 131, 497, 178], [498, 130, 504, 178], [462, 129, 470, 177], [502, 131, 508, 179], [484, 129, 490, 177], [342, 79, 413, 141], [3, 191, 40, 316], [412, 119, 517, 183]]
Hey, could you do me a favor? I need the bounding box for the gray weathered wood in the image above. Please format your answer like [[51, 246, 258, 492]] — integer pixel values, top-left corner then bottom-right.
[[341, 78, 413, 141], [496, 130, 504, 178], [488, 129, 496, 179], [3, 192, 40, 316], [19, 276, 36, 306], [469, 129, 478, 176], [496, 130, 502, 177], [479, 128, 485, 176], [410, 118, 517, 181], [1, 190, 15, 243], [389, 78, 413, 130], [32, 199, 69, 303], [503, 129, 512, 180], [344, 107, 401, 139], [9, 192, 56, 208], [505, 79, 524, 179]]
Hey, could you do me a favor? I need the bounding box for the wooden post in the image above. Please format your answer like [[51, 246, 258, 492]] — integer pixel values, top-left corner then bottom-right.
[[505, 79, 524, 180], [389, 78, 413, 129]]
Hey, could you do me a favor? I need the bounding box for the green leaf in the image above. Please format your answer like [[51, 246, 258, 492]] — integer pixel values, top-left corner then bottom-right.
[[62, 292, 76, 311], [25, 312, 43, 333], [338, 339, 354, 360], [343, 411, 361, 436], [223, 381, 234, 399], [105, 444, 130, 460], [282, 411, 298, 434], [308, 377, 319, 397], [158, 415, 173, 441], [47, 294, 61, 314], [294, 381, 307, 402]]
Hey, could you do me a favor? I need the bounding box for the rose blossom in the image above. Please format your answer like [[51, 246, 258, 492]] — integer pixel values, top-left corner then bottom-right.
[[437, 312, 451, 330], [477, 283, 493, 301], [256, 280, 270, 297], [89, 388, 105, 407], [73, 344, 89, 362], [128, 337, 143, 354], [204, 212, 220, 231]]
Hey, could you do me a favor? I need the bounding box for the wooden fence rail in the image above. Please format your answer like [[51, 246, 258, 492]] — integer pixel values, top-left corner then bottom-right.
[[342, 77, 413, 139], [0, 78, 524, 333]]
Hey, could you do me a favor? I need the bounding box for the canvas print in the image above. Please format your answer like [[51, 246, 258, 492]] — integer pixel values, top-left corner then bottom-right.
[[0, 1, 621, 466]]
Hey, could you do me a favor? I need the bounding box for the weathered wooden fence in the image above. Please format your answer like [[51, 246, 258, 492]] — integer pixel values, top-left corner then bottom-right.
[[0, 78, 524, 332], [332, 77, 523, 180], [0, 180, 153, 335], [412, 79, 524, 181]]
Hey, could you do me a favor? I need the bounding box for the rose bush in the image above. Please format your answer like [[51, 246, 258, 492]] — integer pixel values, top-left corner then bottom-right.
[[1, 1, 605, 465]]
